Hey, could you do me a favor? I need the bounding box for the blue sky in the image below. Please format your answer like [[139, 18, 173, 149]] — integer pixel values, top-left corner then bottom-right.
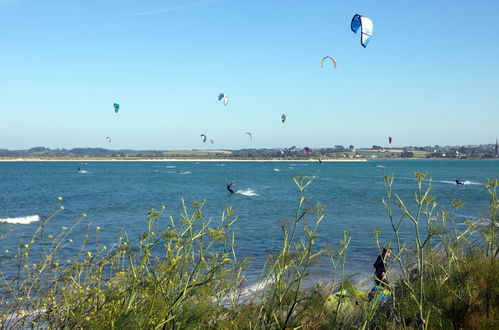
[[0, 0, 498, 150]]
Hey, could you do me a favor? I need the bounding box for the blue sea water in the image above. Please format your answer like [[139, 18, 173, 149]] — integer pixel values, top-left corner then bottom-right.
[[1, 160, 498, 285]]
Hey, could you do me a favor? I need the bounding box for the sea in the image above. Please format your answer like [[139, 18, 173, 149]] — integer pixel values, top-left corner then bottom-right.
[[1, 160, 498, 288]]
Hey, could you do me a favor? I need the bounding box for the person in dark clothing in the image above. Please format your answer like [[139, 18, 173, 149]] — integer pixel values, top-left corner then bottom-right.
[[226, 183, 235, 194], [373, 247, 391, 287], [455, 179, 463, 185]]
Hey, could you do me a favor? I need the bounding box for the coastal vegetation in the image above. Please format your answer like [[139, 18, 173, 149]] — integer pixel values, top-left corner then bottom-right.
[[0, 175, 497, 329]]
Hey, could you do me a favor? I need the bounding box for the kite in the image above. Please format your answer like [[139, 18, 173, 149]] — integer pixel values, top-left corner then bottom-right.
[[281, 114, 287, 123], [106, 137, 112, 143], [304, 147, 311, 155], [388, 137, 392, 144], [320, 56, 337, 68], [210, 139, 214, 144], [351, 14, 373, 48], [113, 103, 120, 113], [218, 93, 228, 106], [201, 134, 207, 143], [245, 132, 252, 140]]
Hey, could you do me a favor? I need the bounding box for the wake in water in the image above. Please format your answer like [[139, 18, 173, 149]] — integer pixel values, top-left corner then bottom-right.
[[0, 215, 40, 224], [272, 168, 280, 172], [77, 170, 89, 174], [437, 180, 482, 186], [165, 165, 176, 168], [236, 189, 259, 196]]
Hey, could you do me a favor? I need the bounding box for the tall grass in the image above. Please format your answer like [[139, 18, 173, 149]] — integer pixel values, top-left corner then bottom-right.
[[1, 175, 497, 329]]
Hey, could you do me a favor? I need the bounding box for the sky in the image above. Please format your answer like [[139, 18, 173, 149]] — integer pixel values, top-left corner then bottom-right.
[[0, 0, 498, 150]]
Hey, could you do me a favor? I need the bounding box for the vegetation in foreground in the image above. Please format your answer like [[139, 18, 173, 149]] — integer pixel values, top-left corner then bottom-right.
[[0, 175, 497, 329]]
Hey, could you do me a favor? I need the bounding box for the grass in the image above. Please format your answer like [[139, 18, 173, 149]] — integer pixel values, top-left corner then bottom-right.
[[1, 175, 497, 329]]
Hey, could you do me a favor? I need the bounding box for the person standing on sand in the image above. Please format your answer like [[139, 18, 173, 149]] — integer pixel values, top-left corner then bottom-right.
[[373, 247, 391, 287]]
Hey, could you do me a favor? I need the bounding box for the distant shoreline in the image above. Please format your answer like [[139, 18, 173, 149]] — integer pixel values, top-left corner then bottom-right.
[[0, 157, 367, 162], [1, 157, 498, 162]]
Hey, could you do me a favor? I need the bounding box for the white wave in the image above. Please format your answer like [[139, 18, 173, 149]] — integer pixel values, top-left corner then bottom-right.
[[179, 171, 191, 175], [165, 165, 176, 168], [239, 277, 275, 297], [272, 168, 280, 172], [0, 215, 40, 224], [78, 170, 89, 174], [236, 189, 259, 196], [376, 165, 386, 168], [474, 218, 499, 228], [2, 308, 47, 327]]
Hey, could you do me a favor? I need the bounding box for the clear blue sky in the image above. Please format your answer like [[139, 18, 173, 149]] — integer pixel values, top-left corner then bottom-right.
[[1, 0, 498, 150]]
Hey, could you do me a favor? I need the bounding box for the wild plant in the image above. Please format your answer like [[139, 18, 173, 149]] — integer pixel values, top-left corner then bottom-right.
[[252, 175, 326, 329], [0, 198, 245, 329], [381, 173, 499, 329]]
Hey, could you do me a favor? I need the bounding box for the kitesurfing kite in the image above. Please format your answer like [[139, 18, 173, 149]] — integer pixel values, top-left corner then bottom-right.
[[304, 147, 311, 155], [106, 137, 112, 143], [201, 134, 207, 143], [388, 136, 392, 144], [281, 114, 287, 123], [218, 93, 228, 106], [113, 103, 120, 113], [245, 132, 252, 140], [320, 56, 337, 68], [351, 14, 373, 48], [210, 139, 214, 144]]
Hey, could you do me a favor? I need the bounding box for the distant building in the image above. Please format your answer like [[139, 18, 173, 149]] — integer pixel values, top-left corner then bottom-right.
[[495, 138, 499, 157]]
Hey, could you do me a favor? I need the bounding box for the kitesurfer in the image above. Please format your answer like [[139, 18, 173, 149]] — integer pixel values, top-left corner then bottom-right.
[[227, 183, 235, 194], [373, 247, 391, 287], [77, 167, 81, 172], [455, 179, 463, 185]]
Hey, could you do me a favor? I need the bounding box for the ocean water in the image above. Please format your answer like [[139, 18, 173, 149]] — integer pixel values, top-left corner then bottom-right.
[[1, 160, 498, 285]]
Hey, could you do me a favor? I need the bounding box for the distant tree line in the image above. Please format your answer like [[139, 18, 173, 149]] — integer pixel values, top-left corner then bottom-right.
[[0, 143, 497, 159]]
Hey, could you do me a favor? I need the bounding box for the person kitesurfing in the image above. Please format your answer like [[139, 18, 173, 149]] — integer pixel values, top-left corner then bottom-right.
[[455, 179, 464, 185], [227, 182, 235, 194]]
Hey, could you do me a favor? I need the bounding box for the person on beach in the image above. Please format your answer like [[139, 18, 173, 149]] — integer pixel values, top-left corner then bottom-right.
[[227, 183, 235, 194], [373, 247, 391, 287]]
